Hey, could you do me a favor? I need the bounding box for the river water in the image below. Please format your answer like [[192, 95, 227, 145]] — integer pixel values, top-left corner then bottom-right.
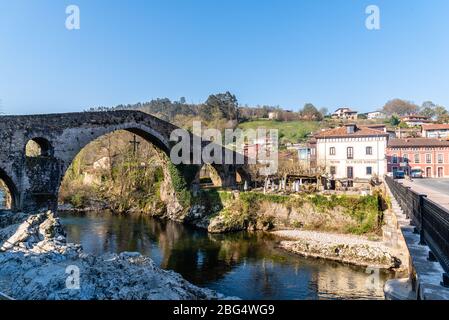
[[0, 190, 5, 209], [58, 211, 395, 300]]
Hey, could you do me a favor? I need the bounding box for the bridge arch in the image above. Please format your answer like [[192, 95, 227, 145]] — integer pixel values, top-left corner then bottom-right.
[[57, 127, 182, 215], [194, 164, 223, 188], [25, 137, 54, 157], [0, 168, 19, 211], [58, 123, 172, 175]]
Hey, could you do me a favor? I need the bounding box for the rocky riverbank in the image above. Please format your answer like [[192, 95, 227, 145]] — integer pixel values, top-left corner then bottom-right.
[[0, 211, 229, 300], [273, 230, 402, 269]]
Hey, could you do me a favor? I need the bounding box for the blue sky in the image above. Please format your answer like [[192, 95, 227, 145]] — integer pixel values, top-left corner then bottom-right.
[[1, 0, 449, 115]]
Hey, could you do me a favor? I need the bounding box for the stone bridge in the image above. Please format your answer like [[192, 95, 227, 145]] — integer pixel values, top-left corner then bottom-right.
[[0, 110, 251, 213]]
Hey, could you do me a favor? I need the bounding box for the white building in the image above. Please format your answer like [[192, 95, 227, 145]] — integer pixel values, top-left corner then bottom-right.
[[367, 111, 386, 120], [331, 107, 358, 120], [268, 112, 279, 120], [315, 124, 389, 181]]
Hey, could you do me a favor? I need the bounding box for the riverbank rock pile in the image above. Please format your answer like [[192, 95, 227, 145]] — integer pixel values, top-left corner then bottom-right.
[[273, 230, 402, 269], [0, 211, 227, 300]]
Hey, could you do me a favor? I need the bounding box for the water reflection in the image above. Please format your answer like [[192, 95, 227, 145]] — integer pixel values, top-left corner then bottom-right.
[[59, 211, 393, 300], [0, 190, 5, 209]]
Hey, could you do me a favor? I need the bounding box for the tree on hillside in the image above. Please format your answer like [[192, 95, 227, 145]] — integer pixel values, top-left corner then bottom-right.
[[420, 101, 437, 119], [319, 107, 328, 117], [435, 106, 449, 123], [199, 92, 239, 122], [300, 103, 323, 121], [419, 101, 449, 122], [382, 99, 418, 116], [390, 115, 401, 126]]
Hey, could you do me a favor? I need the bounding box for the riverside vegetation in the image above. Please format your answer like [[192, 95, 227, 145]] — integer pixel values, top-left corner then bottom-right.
[[191, 190, 385, 236]]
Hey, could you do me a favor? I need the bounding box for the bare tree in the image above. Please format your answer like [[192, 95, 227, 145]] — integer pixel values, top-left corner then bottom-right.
[[382, 99, 418, 116]]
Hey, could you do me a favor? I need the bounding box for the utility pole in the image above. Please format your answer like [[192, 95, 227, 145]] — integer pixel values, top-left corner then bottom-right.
[[129, 135, 140, 155]]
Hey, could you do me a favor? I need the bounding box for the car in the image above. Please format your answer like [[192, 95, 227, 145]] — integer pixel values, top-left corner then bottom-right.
[[394, 170, 405, 179], [410, 169, 423, 178]]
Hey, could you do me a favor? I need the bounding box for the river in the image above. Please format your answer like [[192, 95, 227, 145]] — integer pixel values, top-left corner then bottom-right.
[[0, 190, 5, 209], [59, 211, 395, 300]]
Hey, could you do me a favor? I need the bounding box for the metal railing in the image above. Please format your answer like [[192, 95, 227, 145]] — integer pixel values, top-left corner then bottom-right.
[[385, 176, 449, 274]]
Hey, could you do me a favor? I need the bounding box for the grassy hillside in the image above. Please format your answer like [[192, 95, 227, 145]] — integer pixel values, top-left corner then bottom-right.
[[238, 120, 320, 144]]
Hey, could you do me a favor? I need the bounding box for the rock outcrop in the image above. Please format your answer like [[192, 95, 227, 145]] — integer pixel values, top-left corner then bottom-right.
[[0, 211, 228, 300]]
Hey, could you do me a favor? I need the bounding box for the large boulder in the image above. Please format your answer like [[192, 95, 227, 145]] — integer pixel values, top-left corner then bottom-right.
[[0, 211, 229, 300]]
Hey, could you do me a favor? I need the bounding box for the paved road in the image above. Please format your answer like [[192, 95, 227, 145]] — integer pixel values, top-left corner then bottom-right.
[[402, 178, 449, 210], [411, 178, 449, 194]]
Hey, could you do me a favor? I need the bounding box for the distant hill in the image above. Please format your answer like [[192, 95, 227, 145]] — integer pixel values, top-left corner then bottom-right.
[[86, 93, 283, 127]]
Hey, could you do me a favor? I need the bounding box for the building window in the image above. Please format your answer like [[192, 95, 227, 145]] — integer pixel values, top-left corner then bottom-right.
[[347, 166, 354, 179], [392, 154, 398, 164], [366, 166, 372, 175], [403, 154, 409, 163], [414, 154, 420, 164], [329, 147, 336, 156], [330, 166, 336, 175], [347, 147, 354, 159], [426, 154, 432, 164], [366, 146, 372, 155], [438, 154, 444, 164]]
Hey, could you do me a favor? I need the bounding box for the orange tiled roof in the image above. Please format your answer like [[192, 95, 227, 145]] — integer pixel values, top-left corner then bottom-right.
[[388, 138, 449, 148], [314, 125, 388, 138], [421, 124, 449, 131]]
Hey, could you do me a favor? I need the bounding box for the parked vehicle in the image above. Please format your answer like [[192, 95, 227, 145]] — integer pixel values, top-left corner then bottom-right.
[[394, 170, 405, 179], [410, 169, 423, 178]]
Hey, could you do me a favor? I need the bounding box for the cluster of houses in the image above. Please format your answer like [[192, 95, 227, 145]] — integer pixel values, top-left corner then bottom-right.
[[242, 107, 449, 189], [331, 108, 435, 126], [298, 122, 449, 187], [331, 107, 390, 120]]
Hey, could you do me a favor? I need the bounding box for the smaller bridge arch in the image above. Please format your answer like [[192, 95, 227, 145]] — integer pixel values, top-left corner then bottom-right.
[[25, 137, 54, 157]]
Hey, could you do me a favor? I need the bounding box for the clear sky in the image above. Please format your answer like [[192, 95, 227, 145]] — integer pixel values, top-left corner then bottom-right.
[[1, 0, 449, 115]]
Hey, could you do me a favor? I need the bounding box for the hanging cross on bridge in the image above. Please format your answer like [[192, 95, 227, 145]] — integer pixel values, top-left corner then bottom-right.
[[129, 134, 140, 155]]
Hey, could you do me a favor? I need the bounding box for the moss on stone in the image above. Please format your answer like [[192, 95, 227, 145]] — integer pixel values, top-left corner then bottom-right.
[[167, 162, 192, 209]]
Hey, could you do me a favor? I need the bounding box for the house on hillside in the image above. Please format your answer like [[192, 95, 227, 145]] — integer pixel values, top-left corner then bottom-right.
[[331, 108, 358, 120], [268, 111, 279, 120], [367, 111, 386, 120], [401, 114, 431, 127], [421, 124, 449, 139]]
